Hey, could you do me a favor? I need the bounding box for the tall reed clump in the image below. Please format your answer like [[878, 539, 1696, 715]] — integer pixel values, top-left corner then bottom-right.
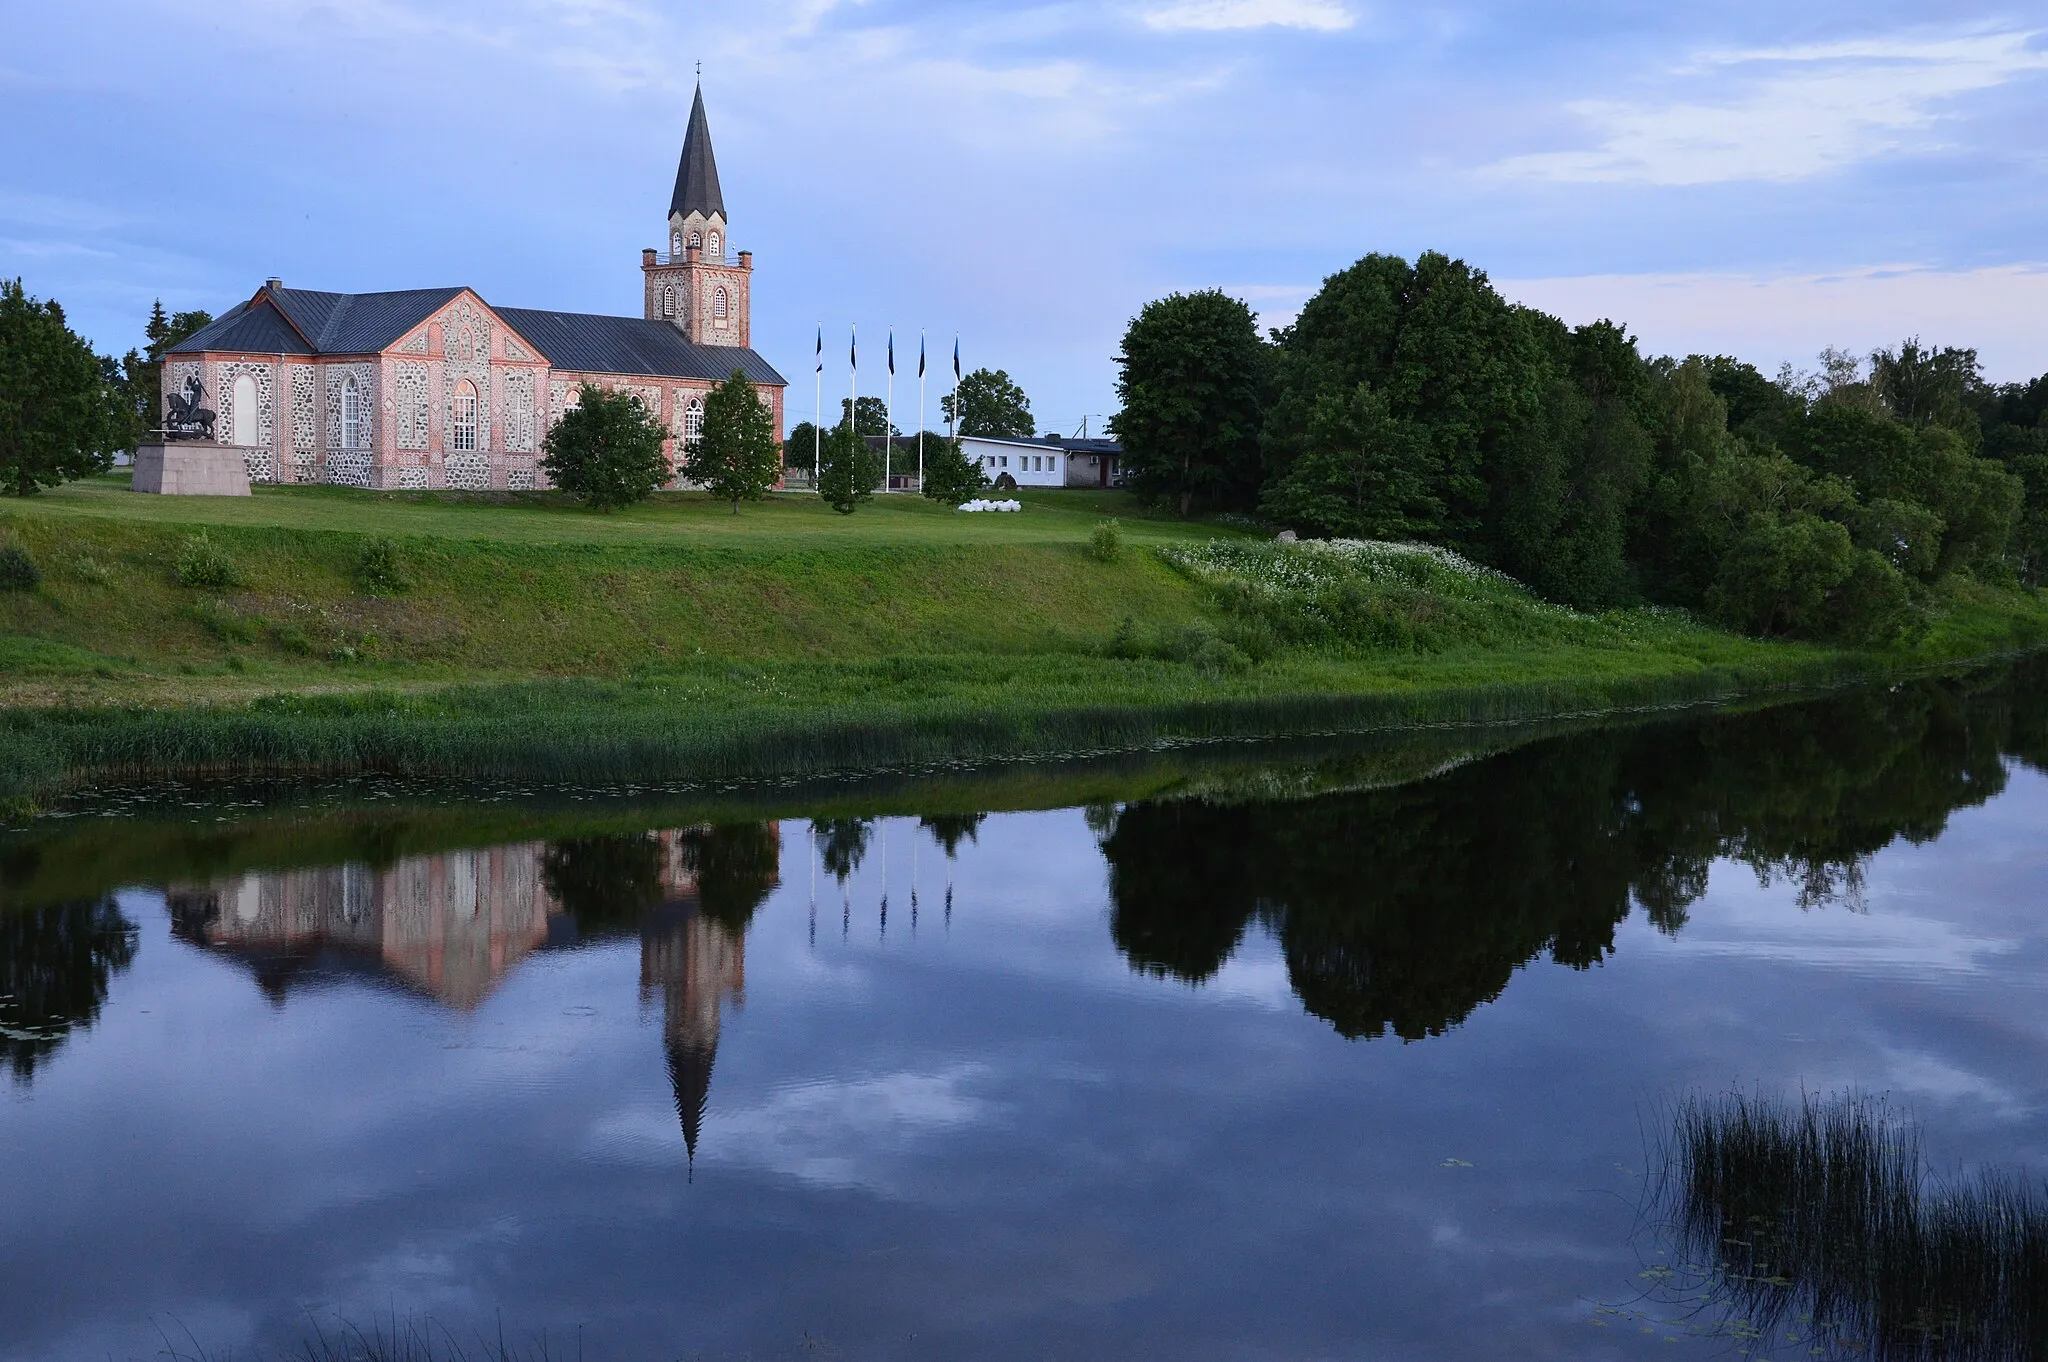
[[174, 531, 241, 591], [1657, 1090, 2048, 1361]]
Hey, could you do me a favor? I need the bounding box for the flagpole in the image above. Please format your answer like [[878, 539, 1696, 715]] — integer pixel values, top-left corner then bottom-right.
[[884, 330, 895, 494], [849, 324, 857, 464], [813, 323, 822, 491]]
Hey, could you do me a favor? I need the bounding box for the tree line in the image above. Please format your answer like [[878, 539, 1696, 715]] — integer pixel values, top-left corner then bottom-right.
[[1111, 252, 2048, 642]]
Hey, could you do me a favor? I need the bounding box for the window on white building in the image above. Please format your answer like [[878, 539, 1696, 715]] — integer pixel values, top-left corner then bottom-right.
[[684, 398, 704, 450], [339, 375, 362, 449], [713, 287, 728, 320], [452, 380, 478, 451]]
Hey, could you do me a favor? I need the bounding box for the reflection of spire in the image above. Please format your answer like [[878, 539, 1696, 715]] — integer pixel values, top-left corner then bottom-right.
[[640, 894, 744, 1177]]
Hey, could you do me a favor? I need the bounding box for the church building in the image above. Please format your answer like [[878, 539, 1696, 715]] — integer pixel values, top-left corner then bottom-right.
[[165, 86, 786, 491]]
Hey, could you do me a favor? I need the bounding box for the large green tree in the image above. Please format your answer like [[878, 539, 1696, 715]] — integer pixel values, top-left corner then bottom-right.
[[1112, 289, 1268, 516], [838, 395, 897, 436], [540, 383, 673, 511], [687, 369, 780, 513], [0, 280, 134, 496], [942, 368, 1035, 437], [1258, 382, 1440, 538]]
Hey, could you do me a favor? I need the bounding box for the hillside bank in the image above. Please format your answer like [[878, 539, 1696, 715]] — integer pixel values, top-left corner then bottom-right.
[[2, 477, 2046, 809]]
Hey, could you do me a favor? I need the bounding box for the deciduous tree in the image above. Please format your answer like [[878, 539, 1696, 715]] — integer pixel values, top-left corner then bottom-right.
[[817, 419, 880, 515], [540, 383, 672, 511], [688, 369, 780, 513], [942, 368, 1035, 438], [0, 280, 134, 496], [1112, 290, 1268, 517]]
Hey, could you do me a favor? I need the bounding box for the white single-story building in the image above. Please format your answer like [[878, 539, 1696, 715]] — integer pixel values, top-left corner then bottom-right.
[[960, 434, 1124, 489]]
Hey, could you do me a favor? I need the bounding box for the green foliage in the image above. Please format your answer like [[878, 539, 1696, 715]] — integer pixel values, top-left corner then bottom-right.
[[0, 279, 133, 496], [1703, 513, 1915, 644], [688, 369, 781, 513], [942, 368, 1035, 437], [540, 383, 673, 511], [1260, 381, 1440, 539], [918, 431, 988, 505], [1113, 289, 1269, 517], [173, 531, 240, 591], [1088, 518, 1124, 563], [816, 420, 881, 515], [68, 553, 110, 587], [838, 395, 896, 436], [0, 543, 40, 591], [355, 538, 409, 595]]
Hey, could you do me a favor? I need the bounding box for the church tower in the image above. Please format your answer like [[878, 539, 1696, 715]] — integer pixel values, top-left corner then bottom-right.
[[642, 84, 753, 347]]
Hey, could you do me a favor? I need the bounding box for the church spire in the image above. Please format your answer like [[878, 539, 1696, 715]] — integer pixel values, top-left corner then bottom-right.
[[669, 83, 726, 223]]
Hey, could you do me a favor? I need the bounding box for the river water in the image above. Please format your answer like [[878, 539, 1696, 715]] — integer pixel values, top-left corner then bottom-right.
[[4, 663, 2047, 1361]]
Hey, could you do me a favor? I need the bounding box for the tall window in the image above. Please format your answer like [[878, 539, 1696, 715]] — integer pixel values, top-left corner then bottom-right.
[[689, 231, 702, 250], [707, 231, 720, 258], [340, 375, 362, 449], [452, 380, 478, 451], [233, 374, 259, 446], [671, 230, 683, 255], [713, 287, 728, 320], [661, 286, 676, 318], [684, 398, 704, 450]]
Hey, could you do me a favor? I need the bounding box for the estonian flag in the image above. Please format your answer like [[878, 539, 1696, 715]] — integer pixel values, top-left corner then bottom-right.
[[918, 333, 926, 379], [953, 336, 961, 383], [887, 331, 894, 377], [850, 325, 857, 372], [815, 325, 823, 373]]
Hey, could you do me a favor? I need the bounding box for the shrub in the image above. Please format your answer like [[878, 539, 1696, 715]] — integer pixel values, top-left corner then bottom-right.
[[69, 554, 110, 586], [1088, 519, 1124, 563], [0, 544, 40, 591], [356, 538, 409, 595], [919, 433, 990, 505], [174, 532, 240, 591]]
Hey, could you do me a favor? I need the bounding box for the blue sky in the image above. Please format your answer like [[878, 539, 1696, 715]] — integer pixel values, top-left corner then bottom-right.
[[5, 0, 2046, 432]]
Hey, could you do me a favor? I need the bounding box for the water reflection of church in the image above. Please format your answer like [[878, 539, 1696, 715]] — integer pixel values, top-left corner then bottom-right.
[[166, 827, 769, 1164]]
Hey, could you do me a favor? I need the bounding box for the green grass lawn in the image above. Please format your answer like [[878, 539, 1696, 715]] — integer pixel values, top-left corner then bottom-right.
[[1, 473, 2045, 803]]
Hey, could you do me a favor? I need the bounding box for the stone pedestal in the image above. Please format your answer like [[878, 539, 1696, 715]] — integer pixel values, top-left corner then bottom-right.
[[132, 443, 253, 496]]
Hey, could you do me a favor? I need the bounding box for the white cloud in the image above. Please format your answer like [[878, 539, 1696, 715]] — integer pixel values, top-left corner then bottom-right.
[[1144, 0, 1353, 33], [1498, 263, 2048, 382], [1490, 29, 2048, 185]]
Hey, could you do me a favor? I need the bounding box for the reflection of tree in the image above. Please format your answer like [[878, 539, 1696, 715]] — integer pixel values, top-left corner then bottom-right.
[[920, 813, 986, 857], [815, 819, 873, 884], [678, 824, 780, 931], [1103, 668, 2037, 1042], [1, 897, 138, 1084], [540, 835, 667, 939]]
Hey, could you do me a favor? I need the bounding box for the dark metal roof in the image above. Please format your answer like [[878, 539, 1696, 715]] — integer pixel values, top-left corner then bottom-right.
[[959, 433, 1123, 455], [169, 286, 459, 357], [170, 299, 314, 356], [669, 85, 726, 222], [275, 287, 461, 353], [169, 284, 785, 388], [495, 308, 784, 385]]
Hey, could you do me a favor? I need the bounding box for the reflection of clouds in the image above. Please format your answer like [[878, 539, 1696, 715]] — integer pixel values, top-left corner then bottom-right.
[[587, 1064, 997, 1191]]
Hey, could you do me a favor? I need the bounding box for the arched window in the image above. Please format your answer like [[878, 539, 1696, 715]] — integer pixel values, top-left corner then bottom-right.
[[233, 373, 259, 446], [661, 286, 676, 318], [688, 231, 702, 250], [683, 398, 704, 450], [339, 375, 363, 449], [671, 230, 683, 256], [713, 287, 728, 320], [707, 230, 720, 258], [452, 380, 478, 451]]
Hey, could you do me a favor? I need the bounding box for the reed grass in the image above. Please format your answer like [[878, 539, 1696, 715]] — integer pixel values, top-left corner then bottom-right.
[[1656, 1090, 2048, 1360]]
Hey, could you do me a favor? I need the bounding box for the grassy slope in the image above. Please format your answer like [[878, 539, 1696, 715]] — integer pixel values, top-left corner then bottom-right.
[[1, 474, 2045, 801]]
